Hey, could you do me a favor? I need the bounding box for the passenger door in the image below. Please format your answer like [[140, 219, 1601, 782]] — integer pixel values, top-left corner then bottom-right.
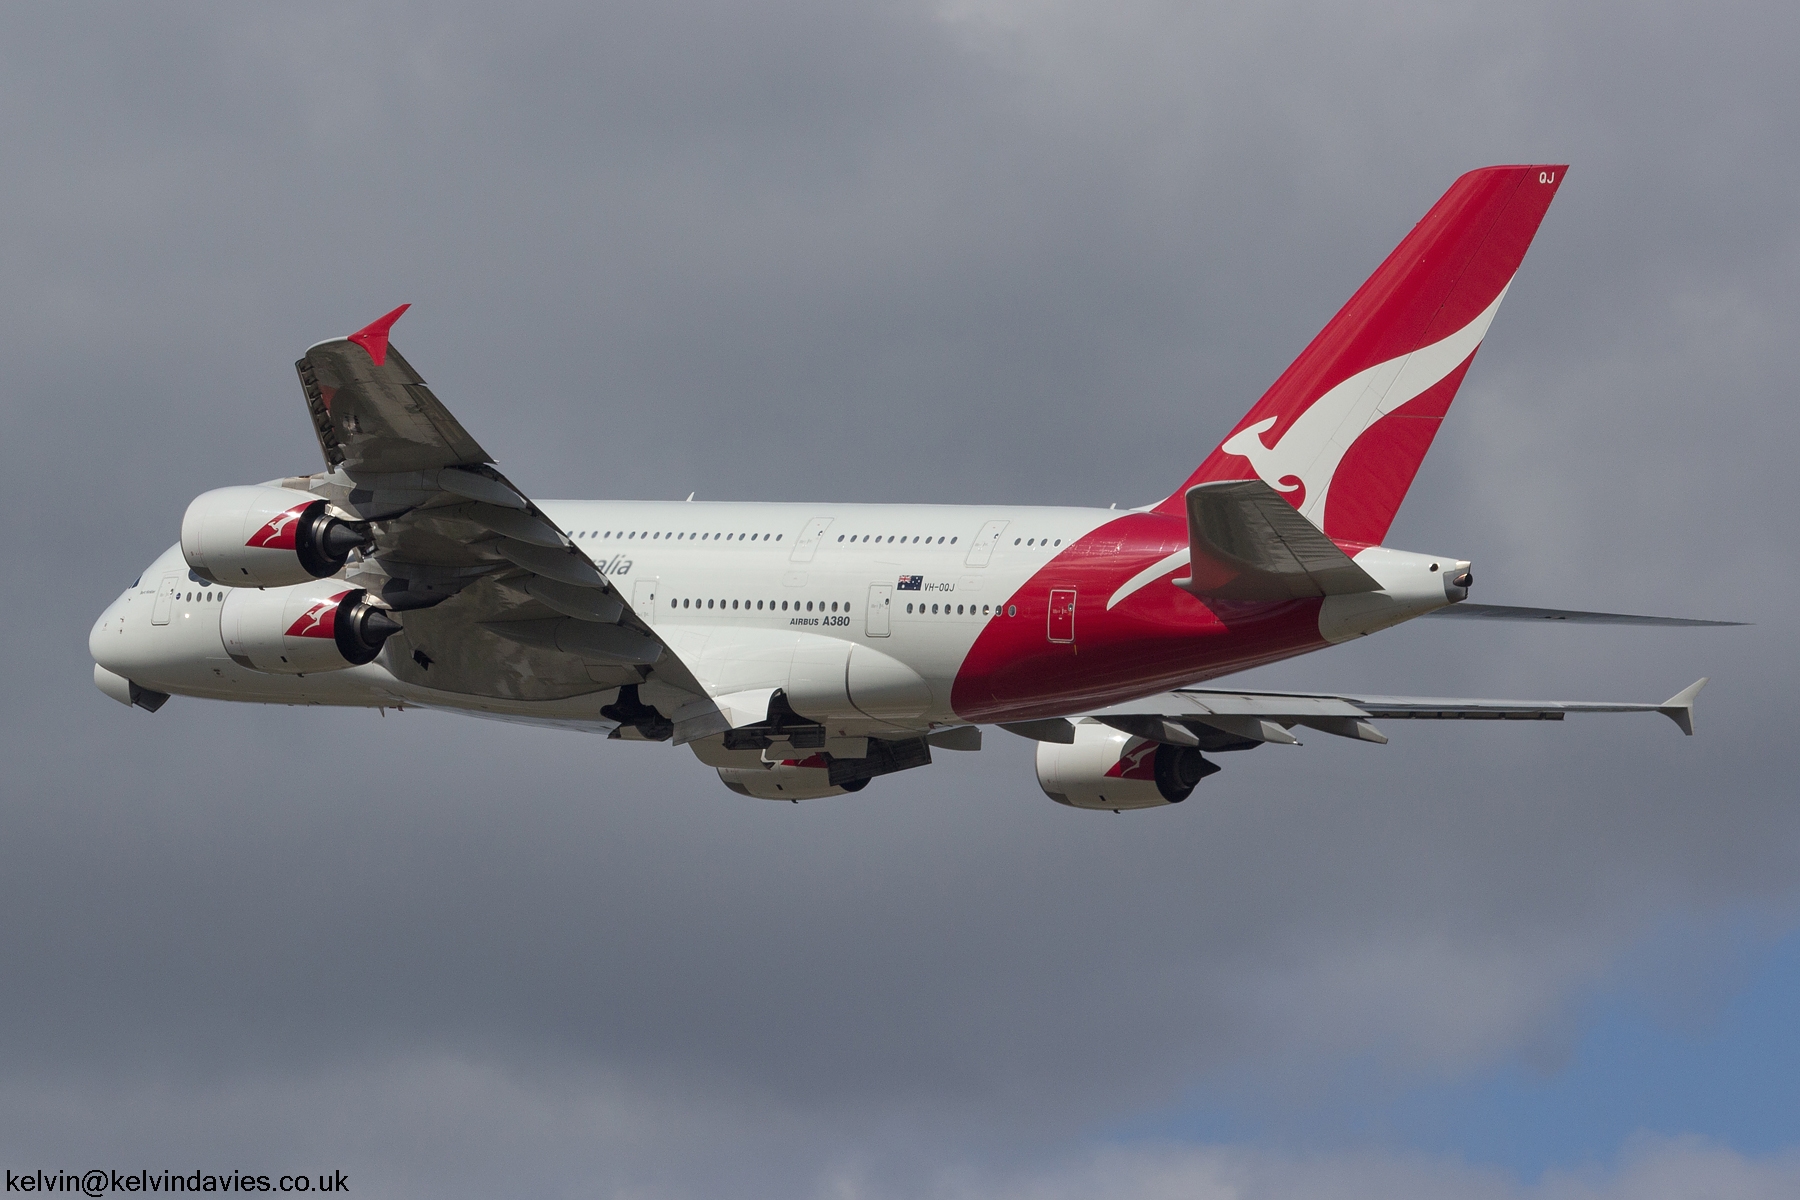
[[790, 517, 834, 563], [152, 574, 179, 625], [964, 520, 1010, 567], [865, 584, 892, 637], [1047, 588, 1076, 643], [633, 578, 659, 624]]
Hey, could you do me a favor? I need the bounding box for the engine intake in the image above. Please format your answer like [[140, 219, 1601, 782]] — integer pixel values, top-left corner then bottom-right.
[[220, 582, 401, 675], [1035, 722, 1220, 810], [182, 485, 372, 588]]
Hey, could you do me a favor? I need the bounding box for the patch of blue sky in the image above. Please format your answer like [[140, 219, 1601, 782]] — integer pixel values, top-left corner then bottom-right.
[[1103, 920, 1800, 1179]]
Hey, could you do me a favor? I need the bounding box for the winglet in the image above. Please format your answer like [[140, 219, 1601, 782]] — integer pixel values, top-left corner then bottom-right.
[[347, 303, 411, 367], [1658, 677, 1708, 736]]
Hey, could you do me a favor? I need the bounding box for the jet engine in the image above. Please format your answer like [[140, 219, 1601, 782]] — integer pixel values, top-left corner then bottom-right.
[[182, 485, 371, 588], [1035, 722, 1220, 810], [220, 582, 402, 675], [716, 755, 870, 800]]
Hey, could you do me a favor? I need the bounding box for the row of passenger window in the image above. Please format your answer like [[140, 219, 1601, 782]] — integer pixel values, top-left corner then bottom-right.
[[907, 602, 1015, 616], [833, 533, 1065, 548], [837, 534, 956, 545], [667, 596, 1020, 619], [571, 530, 781, 542], [671, 597, 850, 613], [565, 528, 1069, 550]]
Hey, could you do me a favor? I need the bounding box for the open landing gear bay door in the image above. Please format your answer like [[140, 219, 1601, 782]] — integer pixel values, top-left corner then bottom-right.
[[282, 305, 709, 727]]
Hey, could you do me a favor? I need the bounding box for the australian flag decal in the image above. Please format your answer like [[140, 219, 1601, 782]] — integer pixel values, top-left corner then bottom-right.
[[897, 575, 923, 591]]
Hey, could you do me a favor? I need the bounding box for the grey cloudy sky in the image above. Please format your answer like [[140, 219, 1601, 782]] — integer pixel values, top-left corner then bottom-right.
[[3, 2, 1797, 1197]]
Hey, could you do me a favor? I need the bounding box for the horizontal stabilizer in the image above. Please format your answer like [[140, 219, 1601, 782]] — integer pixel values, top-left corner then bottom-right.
[[1175, 480, 1381, 601], [1426, 604, 1744, 627]]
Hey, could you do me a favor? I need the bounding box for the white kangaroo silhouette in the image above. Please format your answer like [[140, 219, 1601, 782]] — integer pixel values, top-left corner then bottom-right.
[[1220, 283, 1510, 532], [287, 593, 349, 638]]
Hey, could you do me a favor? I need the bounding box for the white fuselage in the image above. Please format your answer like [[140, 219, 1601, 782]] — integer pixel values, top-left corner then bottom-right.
[[95, 500, 1119, 726], [93, 494, 1464, 745]]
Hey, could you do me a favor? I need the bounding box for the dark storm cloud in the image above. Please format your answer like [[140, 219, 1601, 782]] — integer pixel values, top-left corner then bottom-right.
[[2, 2, 1796, 1196]]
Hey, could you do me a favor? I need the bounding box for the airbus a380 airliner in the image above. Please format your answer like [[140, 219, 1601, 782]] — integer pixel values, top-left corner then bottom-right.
[[90, 165, 1736, 808]]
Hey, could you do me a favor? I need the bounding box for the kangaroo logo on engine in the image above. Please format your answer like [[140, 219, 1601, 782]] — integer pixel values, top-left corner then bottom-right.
[[247, 503, 311, 550], [285, 591, 350, 639]]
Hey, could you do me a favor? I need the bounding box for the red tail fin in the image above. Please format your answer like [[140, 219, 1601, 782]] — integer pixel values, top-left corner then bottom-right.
[[1159, 165, 1566, 544]]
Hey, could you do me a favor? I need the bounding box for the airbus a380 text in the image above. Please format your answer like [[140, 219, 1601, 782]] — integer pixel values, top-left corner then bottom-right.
[[90, 165, 1734, 808]]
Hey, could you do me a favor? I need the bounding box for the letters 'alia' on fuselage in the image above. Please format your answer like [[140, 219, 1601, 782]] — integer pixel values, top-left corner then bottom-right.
[[91, 165, 1726, 807]]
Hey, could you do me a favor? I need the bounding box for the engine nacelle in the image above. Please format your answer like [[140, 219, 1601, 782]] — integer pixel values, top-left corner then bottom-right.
[[182, 485, 370, 588], [716, 755, 870, 800], [220, 582, 402, 675], [1035, 722, 1220, 810]]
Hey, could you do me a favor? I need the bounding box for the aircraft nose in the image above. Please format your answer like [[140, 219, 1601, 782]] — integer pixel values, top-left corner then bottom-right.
[[90, 594, 126, 671]]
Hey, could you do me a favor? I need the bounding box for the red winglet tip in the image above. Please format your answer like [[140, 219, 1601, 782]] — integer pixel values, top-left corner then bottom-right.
[[346, 303, 411, 366]]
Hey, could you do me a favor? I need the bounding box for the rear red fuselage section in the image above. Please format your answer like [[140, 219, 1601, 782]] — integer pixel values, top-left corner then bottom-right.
[[951, 512, 1333, 722]]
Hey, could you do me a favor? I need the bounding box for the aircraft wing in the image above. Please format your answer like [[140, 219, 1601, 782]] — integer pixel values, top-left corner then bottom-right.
[[284, 307, 713, 736], [296, 304, 493, 475], [1014, 677, 1710, 747], [1423, 603, 1743, 626]]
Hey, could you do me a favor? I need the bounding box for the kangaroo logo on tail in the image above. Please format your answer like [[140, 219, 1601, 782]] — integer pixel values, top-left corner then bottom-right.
[[1160, 165, 1565, 544], [1219, 285, 1510, 533]]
